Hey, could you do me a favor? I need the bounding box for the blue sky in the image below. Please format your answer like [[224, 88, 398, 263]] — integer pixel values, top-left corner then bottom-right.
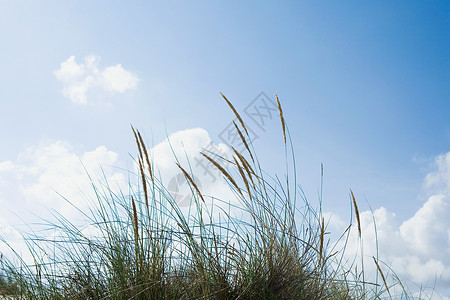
[[0, 1, 449, 297]]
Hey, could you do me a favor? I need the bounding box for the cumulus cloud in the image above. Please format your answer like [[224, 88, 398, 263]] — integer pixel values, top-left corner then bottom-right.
[[0, 140, 127, 223], [425, 152, 450, 196], [0, 128, 237, 218], [147, 127, 238, 208], [400, 195, 450, 259], [54, 55, 139, 105], [0, 129, 240, 266], [0, 127, 236, 230], [0, 217, 31, 264], [0, 141, 129, 266], [331, 151, 450, 298]]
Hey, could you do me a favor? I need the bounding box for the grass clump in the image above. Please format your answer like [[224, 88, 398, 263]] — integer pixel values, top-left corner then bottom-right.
[[0, 95, 406, 299]]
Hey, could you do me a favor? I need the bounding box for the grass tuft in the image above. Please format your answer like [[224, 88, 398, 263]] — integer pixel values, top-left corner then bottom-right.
[[0, 94, 424, 299]]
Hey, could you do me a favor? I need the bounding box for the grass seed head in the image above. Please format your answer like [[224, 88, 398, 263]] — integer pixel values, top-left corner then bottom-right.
[[131, 125, 143, 160], [201, 152, 243, 196], [220, 92, 249, 136], [176, 162, 205, 203], [137, 130, 154, 182], [232, 121, 254, 163], [233, 156, 252, 201], [351, 190, 361, 238], [276, 94, 286, 144], [373, 256, 391, 297], [131, 196, 139, 242], [139, 159, 148, 207]]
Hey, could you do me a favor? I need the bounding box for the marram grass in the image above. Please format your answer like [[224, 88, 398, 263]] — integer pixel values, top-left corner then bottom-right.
[[0, 95, 416, 299]]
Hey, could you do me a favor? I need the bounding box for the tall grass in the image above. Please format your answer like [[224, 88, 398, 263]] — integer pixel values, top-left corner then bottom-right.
[[0, 95, 408, 299]]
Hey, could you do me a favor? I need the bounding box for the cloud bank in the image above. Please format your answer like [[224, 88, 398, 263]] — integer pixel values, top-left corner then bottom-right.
[[54, 55, 139, 105], [0, 141, 127, 223], [332, 151, 450, 298], [0, 141, 128, 263], [0, 128, 235, 226], [1, 129, 448, 297], [0, 128, 236, 260]]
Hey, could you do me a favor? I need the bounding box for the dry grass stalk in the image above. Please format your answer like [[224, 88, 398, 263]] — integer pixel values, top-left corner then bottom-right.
[[373, 256, 390, 296], [176, 163, 205, 203], [231, 146, 260, 186], [220, 92, 249, 136], [139, 159, 149, 207], [232, 121, 254, 163], [233, 156, 252, 201], [232, 147, 256, 189], [132, 126, 154, 181], [137, 130, 154, 182], [318, 217, 325, 266], [131, 196, 139, 242], [131, 125, 143, 161], [351, 190, 361, 238], [201, 152, 243, 196], [276, 94, 286, 144]]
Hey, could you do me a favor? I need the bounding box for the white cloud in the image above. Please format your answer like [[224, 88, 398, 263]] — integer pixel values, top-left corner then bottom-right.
[[0, 129, 240, 267], [0, 141, 128, 265], [54, 55, 139, 105], [0, 127, 237, 226], [0, 127, 236, 223], [0, 217, 32, 264], [54, 56, 84, 82], [0, 160, 14, 172], [425, 152, 450, 195], [148, 127, 238, 209], [101, 64, 139, 93], [400, 194, 450, 258], [330, 151, 450, 298], [0, 140, 127, 223]]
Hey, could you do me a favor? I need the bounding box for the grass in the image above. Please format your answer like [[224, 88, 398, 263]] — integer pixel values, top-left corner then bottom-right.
[[0, 95, 413, 299]]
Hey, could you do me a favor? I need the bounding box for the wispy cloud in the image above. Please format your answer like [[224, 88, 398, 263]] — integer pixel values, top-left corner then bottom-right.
[[54, 55, 139, 105]]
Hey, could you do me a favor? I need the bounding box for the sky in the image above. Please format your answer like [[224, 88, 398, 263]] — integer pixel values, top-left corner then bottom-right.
[[0, 1, 449, 298]]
